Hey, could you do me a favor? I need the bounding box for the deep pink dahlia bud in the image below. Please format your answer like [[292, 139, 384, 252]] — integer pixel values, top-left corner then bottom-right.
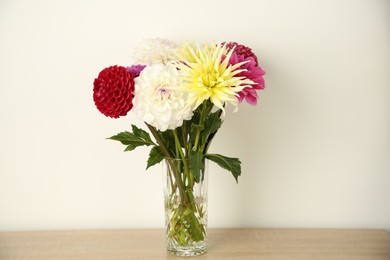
[[224, 42, 258, 65], [93, 65, 134, 118], [126, 64, 146, 78]]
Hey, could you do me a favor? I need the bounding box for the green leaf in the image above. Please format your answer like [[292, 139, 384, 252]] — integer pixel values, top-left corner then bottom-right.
[[189, 111, 201, 145], [205, 153, 241, 183], [203, 111, 222, 138], [189, 150, 204, 183], [146, 146, 164, 169], [132, 124, 153, 143], [108, 131, 137, 145], [124, 144, 137, 152], [108, 127, 154, 152], [159, 130, 176, 156]]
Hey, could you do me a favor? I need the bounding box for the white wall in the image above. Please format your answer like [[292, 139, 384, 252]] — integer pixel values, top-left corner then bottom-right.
[[0, 0, 389, 231]]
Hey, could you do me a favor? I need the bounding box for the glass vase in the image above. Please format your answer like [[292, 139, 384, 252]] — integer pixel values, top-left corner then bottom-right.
[[162, 157, 208, 256]]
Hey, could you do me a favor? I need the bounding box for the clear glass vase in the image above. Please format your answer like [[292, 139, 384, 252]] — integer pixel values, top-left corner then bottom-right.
[[162, 157, 208, 256]]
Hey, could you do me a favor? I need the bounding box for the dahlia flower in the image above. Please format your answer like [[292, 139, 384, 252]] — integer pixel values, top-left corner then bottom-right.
[[132, 38, 179, 65], [126, 64, 146, 78], [228, 52, 265, 105], [132, 64, 193, 131], [176, 42, 254, 111], [93, 65, 134, 118], [224, 41, 259, 66]]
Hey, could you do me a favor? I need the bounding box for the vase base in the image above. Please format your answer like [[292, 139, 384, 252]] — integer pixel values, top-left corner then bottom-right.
[[167, 243, 207, 257]]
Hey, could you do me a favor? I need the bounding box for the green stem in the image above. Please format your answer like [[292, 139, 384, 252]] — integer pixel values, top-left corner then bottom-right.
[[146, 123, 188, 203], [182, 124, 188, 159], [146, 123, 172, 158], [172, 130, 197, 210], [172, 129, 190, 185], [193, 102, 208, 151]]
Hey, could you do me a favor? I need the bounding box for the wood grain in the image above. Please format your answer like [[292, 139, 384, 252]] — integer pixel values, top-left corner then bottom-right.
[[0, 228, 389, 259]]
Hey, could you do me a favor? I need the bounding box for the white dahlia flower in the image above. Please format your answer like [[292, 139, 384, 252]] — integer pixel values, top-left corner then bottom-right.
[[132, 38, 179, 65], [133, 64, 193, 131]]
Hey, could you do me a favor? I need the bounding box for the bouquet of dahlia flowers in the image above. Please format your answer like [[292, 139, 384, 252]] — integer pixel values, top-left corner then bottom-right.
[[93, 39, 265, 249]]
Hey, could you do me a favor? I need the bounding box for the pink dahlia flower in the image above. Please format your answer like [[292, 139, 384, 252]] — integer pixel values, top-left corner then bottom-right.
[[126, 64, 146, 78], [224, 41, 259, 66], [93, 65, 135, 118], [228, 50, 265, 106]]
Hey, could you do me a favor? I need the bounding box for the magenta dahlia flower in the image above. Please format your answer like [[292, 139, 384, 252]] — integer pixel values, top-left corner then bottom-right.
[[224, 41, 259, 66], [126, 64, 146, 78], [93, 65, 135, 118], [227, 45, 266, 105]]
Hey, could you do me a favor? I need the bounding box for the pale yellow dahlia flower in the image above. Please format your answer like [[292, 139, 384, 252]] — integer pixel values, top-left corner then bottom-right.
[[176, 42, 254, 111], [132, 38, 179, 65]]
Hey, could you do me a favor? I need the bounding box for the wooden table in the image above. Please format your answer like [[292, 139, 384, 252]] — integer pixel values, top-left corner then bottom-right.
[[0, 228, 389, 259]]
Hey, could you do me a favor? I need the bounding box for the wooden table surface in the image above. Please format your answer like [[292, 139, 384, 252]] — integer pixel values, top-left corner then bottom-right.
[[0, 228, 389, 259]]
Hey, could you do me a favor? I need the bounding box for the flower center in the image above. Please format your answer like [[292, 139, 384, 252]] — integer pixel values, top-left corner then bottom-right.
[[156, 85, 171, 100], [199, 65, 220, 89]]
